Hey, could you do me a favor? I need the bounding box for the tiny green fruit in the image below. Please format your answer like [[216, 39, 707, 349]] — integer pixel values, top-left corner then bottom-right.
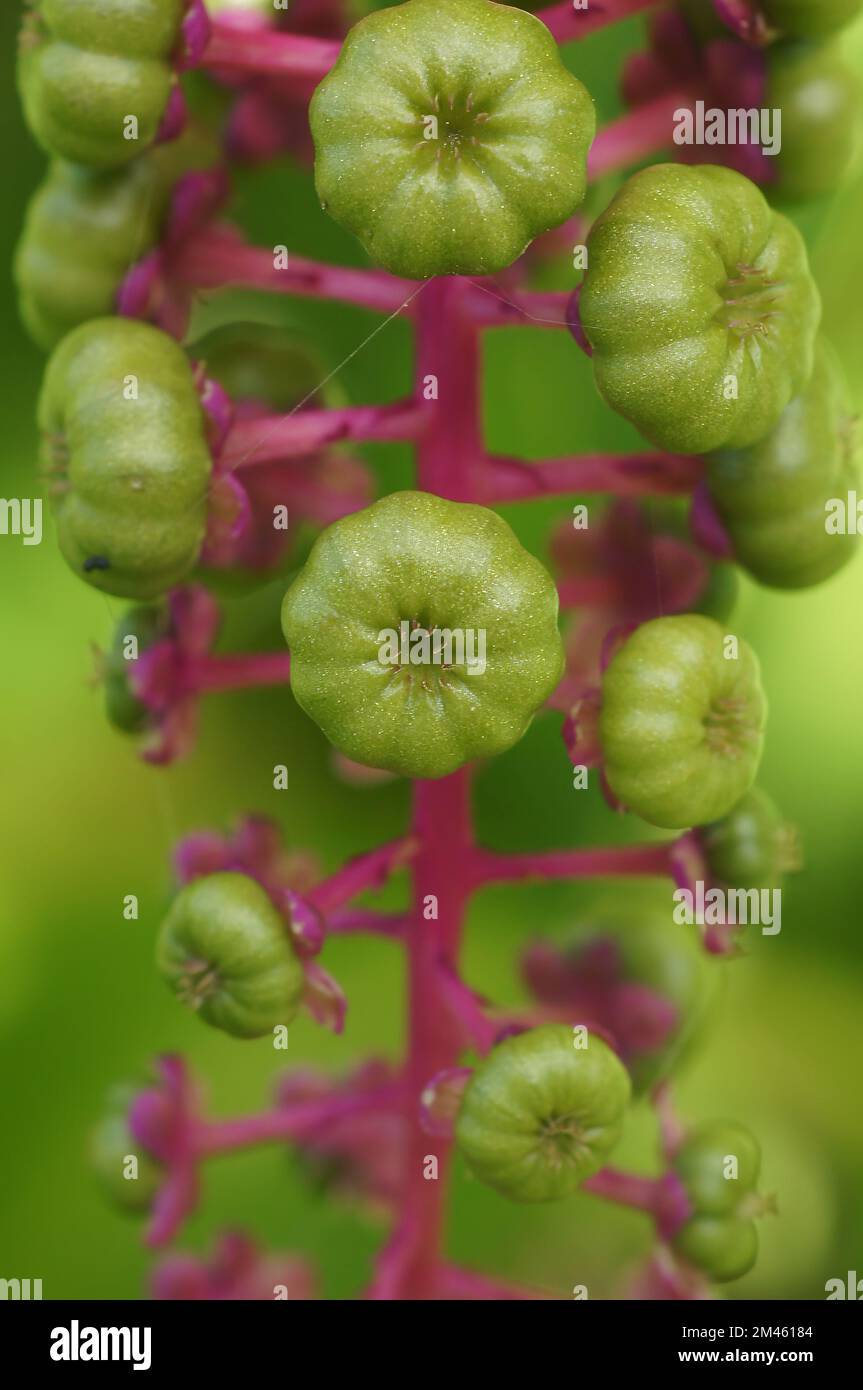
[[39, 317, 213, 600], [104, 602, 170, 734], [89, 1085, 162, 1213], [706, 340, 860, 590], [699, 787, 799, 891], [310, 0, 596, 278], [600, 615, 767, 830], [672, 1120, 762, 1282], [580, 163, 821, 454], [157, 873, 305, 1039], [769, 41, 863, 202], [18, 0, 186, 169], [281, 490, 564, 779], [456, 1025, 631, 1202]]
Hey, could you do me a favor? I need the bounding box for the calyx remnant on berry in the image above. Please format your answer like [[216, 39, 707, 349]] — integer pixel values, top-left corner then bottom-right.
[[157, 872, 305, 1039], [599, 614, 767, 830], [310, 0, 596, 278], [281, 490, 564, 779], [455, 1024, 631, 1202]]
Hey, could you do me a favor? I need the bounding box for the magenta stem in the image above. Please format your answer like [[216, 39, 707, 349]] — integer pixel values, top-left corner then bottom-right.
[[326, 908, 407, 938], [484, 451, 702, 501], [438, 1264, 551, 1301], [195, 1089, 400, 1158], [588, 89, 695, 179], [470, 841, 677, 886], [202, 21, 339, 82], [582, 1166, 670, 1213], [465, 283, 571, 330], [191, 651, 292, 694], [172, 228, 418, 315], [308, 838, 417, 914], [540, 0, 659, 44], [222, 400, 426, 469]]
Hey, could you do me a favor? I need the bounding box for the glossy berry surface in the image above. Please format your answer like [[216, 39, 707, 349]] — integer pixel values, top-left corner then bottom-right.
[[580, 163, 821, 454], [455, 1025, 631, 1203], [18, 0, 185, 169], [39, 317, 212, 600], [600, 615, 767, 830], [310, 0, 596, 278], [706, 339, 859, 589], [769, 41, 863, 202], [281, 490, 564, 779], [157, 872, 305, 1039]]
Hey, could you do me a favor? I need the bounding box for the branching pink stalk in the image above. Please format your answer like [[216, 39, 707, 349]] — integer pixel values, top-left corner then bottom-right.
[[221, 399, 427, 468], [469, 841, 680, 887], [196, 1089, 402, 1158], [483, 450, 702, 501], [190, 651, 292, 693], [202, 20, 340, 83], [588, 88, 695, 179], [539, 0, 659, 44]]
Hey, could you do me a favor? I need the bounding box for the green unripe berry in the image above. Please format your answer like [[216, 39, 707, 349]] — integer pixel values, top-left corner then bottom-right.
[[706, 340, 859, 590], [699, 786, 798, 891], [310, 0, 596, 278], [580, 164, 821, 454], [157, 873, 305, 1039], [18, 0, 186, 170], [281, 490, 564, 779], [104, 602, 169, 734], [39, 318, 213, 600], [769, 41, 863, 202], [600, 615, 767, 830], [674, 1214, 759, 1283], [674, 1121, 762, 1216], [15, 126, 219, 351], [89, 1086, 162, 1213], [456, 1025, 631, 1203]]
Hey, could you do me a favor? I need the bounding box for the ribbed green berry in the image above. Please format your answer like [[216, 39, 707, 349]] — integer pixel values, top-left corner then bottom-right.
[[310, 0, 596, 278], [456, 1025, 631, 1202], [769, 41, 863, 201], [104, 602, 169, 734], [157, 873, 305, 1039], [281, 490, 564, 779], [600, 615, 767, 830], [18, 0, 185, 169], [762, 0, 863, 39], [89, 1085, 162, 1213], [15, 126, 218, 351], [580, 164, 821, 454], [672, 1120, 762, 1282], [699, 787, 798, 891], [706, 340, 859, 589], [39, 317, 212, 600]]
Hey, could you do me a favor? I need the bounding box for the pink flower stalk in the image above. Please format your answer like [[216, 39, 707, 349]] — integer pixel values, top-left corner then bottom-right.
[[153, 1231, 317, 1301]]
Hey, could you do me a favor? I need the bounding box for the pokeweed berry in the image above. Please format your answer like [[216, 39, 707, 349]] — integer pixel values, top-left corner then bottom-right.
[[18, 0, 186, 169], [768, 41, 863, 202], [103, 601, 170, 734], [698, 786, 799, 891], [281, 490, 564, 779], [455, 1025, 631, 1203], [190, 322, 330, 415], [706, 340, 860, 589], [599, 615, 767, 830], [156, 872, 305, 1039], [89, 1085, 163, 1213], [39, 317, 213, 600], [14, 126, 218, 351], [309, 0, 596, 278], [579, 163, 821, 454], [672, 1120, 763, 1282]]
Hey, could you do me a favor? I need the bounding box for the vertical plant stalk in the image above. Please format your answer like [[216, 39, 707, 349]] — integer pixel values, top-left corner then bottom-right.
[[385, 279, 482, 1298]]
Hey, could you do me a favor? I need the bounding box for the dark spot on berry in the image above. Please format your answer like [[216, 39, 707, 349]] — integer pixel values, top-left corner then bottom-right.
[[83, 555, 111, 573]]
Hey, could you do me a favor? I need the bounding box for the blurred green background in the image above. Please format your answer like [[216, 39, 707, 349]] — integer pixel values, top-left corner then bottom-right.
[[2, 3, 862, 1301]]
